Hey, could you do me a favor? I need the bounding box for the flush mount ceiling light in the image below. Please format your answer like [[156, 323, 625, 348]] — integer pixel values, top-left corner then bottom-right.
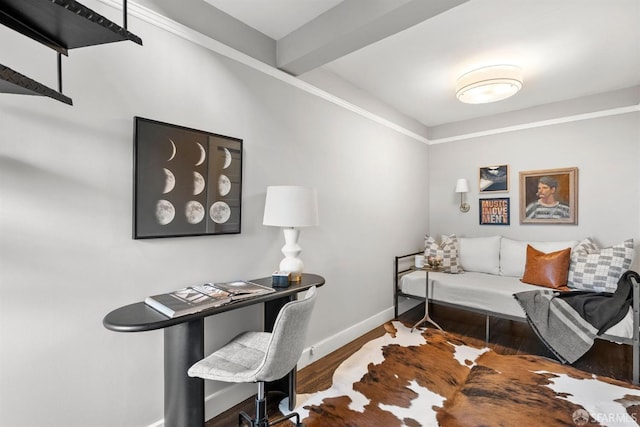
[[456, 65, 523, 104]]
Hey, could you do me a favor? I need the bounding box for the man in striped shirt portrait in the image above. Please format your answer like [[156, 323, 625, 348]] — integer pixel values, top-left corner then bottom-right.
[[525, 176, 570, 219]]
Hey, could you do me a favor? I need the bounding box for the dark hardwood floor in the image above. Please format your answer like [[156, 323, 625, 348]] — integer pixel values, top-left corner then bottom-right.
[[206, 303, 633, 426]]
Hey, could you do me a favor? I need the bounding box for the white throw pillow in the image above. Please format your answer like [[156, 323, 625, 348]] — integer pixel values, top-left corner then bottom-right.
[[568, 238, 635, 292], [458, 236, 501, 275], [499, 238, 578, 277]]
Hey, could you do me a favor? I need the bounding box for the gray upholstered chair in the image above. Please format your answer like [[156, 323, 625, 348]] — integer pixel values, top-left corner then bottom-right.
[[188, 286, 317, 427]]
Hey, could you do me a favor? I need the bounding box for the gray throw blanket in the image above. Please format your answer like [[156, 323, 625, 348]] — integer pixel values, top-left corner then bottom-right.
[[514, 270, 639, 364]]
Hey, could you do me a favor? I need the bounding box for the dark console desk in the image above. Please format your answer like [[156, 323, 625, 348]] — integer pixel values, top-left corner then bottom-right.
[[103, 273, 325, 427]]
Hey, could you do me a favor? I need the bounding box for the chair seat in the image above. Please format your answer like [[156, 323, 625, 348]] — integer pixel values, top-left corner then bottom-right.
[[188, 331, 272, 383]]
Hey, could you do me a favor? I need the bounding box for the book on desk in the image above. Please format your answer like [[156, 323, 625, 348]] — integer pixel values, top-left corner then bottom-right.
[[145, 281, 276, 318]]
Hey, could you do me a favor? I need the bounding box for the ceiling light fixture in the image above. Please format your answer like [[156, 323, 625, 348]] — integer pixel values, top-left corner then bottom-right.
[[456, 65, 523, 104]]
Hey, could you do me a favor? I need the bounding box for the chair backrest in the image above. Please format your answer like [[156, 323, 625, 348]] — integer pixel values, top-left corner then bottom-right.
[[255, 286, 318, 382]]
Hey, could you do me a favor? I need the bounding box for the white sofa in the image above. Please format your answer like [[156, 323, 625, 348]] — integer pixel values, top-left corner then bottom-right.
[[394, 235, 639, 382]]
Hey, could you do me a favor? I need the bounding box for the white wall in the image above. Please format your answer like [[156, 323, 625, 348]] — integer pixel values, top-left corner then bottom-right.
[[428, 112, 640, 270], [0, 3, 429, 427], [3, 3, 638, 427]]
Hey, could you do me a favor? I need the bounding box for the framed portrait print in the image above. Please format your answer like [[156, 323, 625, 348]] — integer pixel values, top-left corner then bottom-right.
[[479, 198, 510, 225], [479, 164, 509, 193], [519, 167, 578, 225], [133, 117, 243, 239]]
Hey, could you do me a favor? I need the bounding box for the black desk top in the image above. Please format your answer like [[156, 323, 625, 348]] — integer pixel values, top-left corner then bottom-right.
[[103, 273, 325, 333]]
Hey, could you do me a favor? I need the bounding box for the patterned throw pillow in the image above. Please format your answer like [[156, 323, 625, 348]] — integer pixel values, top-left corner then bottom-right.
[[572, 237, 599, 255], [424, 234, 462, 274], [568, 238, 635, 292]]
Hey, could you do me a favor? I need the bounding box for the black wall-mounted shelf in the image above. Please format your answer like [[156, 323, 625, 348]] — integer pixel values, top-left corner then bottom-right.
[[0, 0, 142, 105], [0, 63, 72, 105]]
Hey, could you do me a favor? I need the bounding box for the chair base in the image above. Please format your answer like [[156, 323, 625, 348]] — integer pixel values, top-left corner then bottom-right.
[[239, 410, 301, 427], [238, 382, 303, 427]]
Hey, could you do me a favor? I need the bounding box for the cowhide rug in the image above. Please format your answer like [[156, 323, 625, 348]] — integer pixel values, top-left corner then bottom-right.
[[283, 321, 640, 427]]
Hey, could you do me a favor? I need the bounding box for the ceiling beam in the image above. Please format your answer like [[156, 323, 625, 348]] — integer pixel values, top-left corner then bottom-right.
[[276, 0, 469, 76], [133, 0, 277, 67]]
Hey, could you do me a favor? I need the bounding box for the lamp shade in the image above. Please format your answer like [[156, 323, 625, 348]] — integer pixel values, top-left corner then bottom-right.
[[455, 178, 469, 193], [263, 186, 319, 227]]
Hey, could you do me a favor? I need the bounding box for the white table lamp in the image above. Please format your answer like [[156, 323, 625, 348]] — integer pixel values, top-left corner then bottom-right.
[[263, 186, 319, 282]]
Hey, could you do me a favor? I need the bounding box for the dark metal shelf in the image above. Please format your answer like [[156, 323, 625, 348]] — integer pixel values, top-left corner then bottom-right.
[[0, 0, 142, 104], [0, 0, 142, 55], [0, 63, 72, 105]]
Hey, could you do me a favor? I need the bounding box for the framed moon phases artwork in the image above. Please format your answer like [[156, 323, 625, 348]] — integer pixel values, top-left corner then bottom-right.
[[133, 117, 243, 239]]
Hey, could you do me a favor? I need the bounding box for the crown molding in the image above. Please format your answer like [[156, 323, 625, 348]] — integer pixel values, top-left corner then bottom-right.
[[97, 0, 429, 144], [428, 104, 640, 144], [98, 0, 638, 147]]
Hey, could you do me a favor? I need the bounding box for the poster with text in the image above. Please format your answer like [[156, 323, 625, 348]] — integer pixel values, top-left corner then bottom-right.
[[479, 198, 510, 225]]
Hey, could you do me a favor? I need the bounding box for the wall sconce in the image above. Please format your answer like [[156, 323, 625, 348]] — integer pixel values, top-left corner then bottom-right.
[[455, 178, 470, 213]]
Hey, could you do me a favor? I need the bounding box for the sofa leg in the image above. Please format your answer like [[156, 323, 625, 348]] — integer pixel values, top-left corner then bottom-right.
[[632, 275, 639, 385], [485, 316, 490, 344], [633, 339, 638, 385]]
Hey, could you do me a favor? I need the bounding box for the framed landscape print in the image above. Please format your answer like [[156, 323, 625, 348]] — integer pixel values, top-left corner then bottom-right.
[[133, 117, 243, 239], [479, 164, 509, 193], [519, 167, 577, 225], [479, 198, 510, 225]]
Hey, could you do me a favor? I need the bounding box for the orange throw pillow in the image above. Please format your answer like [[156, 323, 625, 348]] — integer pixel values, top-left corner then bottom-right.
[[520, 245, 571, 289]]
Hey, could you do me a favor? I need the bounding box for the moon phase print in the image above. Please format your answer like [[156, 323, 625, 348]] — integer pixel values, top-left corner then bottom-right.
[[133, 117, 243, 238]]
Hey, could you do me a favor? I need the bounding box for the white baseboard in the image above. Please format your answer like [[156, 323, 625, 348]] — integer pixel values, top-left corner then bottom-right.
[[148, 383, 257, 427], [297, 298, 421, 368], [297, 306, 395, 368], [203, 383, 257, 420], [147, 302, 418, 426]]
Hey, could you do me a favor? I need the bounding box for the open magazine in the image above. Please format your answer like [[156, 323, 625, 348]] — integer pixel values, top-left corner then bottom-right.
[[145, 281, 275, 318]]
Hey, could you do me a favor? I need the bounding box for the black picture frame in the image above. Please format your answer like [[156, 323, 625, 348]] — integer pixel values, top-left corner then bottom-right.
[[479, 198, 510, 225], [133, 117, 243, 239]]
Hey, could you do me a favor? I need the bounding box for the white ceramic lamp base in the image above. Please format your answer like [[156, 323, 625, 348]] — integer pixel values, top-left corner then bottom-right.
[[279, 227, 304, 282]]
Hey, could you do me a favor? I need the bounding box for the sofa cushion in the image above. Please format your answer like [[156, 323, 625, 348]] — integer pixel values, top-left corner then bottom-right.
[[400, 270, 537, 319], [520, 245, 571, 289], [458, 236, 501, 275], [424, 234, 462, 274], [500, 238, 579, 277], [568, 238, 635, 292]]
